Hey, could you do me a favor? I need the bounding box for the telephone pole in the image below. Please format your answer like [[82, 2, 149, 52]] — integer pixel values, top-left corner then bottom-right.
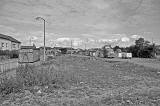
[[35, 17, 46, 61], [71, 40, 73, 56], [29, 37, 32, 45]]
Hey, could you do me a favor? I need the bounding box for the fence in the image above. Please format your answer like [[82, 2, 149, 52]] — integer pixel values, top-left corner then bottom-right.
[[0, 59, 19, 73]]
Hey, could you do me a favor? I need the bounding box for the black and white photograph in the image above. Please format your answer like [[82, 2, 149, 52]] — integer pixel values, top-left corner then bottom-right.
[[0, 0, 160, 105]]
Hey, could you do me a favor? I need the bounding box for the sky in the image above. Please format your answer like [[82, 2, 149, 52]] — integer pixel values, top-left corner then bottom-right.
[[0, 0, 160, 48]]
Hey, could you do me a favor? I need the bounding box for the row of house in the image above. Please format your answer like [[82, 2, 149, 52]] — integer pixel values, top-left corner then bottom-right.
[[0, 34, 61, 57], [0, 33, 70, 54], [1, 33, 160, 62]]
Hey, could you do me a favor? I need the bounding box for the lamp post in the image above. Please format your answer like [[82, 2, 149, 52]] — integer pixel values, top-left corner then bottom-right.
[[71, 40, 73, 56], [35, 17, 46, 61]]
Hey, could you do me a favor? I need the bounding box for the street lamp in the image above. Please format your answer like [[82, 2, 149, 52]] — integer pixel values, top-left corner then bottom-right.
[[35, 17, 46, 61], [71, 40, 73, 56]]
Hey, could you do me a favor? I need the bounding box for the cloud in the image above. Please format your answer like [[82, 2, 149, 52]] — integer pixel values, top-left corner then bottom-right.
[[0, 25, 16, 32], [131, 35, 141, 39], [55, 37, 83, 47], [56, 37, 70, 42], [121, 37, 130, 42], [86, 23, 119, 31], [0, 0, 160, 47], [81, 33, 95, 38], [91, 0, 110, 10], [98, 39, 118, 43], [30, 36, 38, 40]]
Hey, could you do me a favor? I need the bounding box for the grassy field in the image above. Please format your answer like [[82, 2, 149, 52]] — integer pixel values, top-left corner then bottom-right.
[[1, 55, 160, 106]]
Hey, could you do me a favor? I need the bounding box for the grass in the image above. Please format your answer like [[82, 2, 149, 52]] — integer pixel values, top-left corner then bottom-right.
[[1, 55, 160, 105], [0, 57, 82, 95]]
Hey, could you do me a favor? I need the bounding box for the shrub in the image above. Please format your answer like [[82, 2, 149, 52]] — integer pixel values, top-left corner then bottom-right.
[[60, 48, 67, 54], [0, 76, 22, 97], [16, 63, 61, 87], [16, 64, 38, 87], [9, 50, 19, 58], [1, 60, 82, 97], [0, 50, 19, 59]]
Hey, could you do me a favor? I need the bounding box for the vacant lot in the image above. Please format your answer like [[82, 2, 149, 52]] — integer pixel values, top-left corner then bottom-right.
[[1, 55, 160, 106]]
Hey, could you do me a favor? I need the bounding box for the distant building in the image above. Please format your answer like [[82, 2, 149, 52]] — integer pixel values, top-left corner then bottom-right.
[[102, 45, 115, 58], [156, 45, 160, 50], [39, 46, 53, 55], [0, 34, 21, 50], [156, 45, 160, 55]]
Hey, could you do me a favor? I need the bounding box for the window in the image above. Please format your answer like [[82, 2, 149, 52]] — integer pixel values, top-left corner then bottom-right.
[[2, 43, 4, 47], [12, 44, 16, 48], [18, 44, 20, 48], [6, 43, 8, 47]]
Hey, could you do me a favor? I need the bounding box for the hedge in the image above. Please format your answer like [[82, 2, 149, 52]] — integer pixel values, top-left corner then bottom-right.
[[0, 50, 19, 59]]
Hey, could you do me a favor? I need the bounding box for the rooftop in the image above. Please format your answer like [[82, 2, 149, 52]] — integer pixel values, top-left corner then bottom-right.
[[21, 45, 36, 49], [0, 34, 21, 43], [39, 46, 52, 50]]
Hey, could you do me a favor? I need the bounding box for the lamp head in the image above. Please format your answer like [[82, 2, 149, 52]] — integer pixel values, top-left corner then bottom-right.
[[35, 17, 45, 21], [35, 17, 41, 20]]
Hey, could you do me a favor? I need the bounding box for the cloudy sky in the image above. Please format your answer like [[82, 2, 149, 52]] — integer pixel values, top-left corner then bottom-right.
[[0, 0, 160, 48]]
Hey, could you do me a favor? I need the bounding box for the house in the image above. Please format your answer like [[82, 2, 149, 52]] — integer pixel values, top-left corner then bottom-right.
[[66, 47, 77, 54], [156, 45, 160, 55], [0, 34, 21, 50], [95, 49, 104, 57], [39, 46, 54, 55], [88, 49, 96, 56], [102, 45, 115, 58], [156, 45, 160, 50], [52, 47, 61, 56], [19, 45, 40, 63], [39, 46, 56, 60]]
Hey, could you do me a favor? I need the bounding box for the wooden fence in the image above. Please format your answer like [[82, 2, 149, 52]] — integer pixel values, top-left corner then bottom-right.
[[0, 59, 19, 73]]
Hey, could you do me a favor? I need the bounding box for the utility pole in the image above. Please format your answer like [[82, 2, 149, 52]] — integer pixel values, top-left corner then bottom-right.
[[152, 37, 154, 44], [84, 43, 86, 50], [71, 40, 73, 56], [29, 37, 32, 45], [84, 38, 88, 50], [35, 17, 46, 61]]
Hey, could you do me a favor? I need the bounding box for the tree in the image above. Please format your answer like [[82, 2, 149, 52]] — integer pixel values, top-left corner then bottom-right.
[[135, 37, 150, 47], [135, 38, 151, 57], [135, 37, 145, 48], [113, 46, 120, 51], [127, 37, 156, 58], [144, 41, 150, 46], [59, 48, 67, 54]]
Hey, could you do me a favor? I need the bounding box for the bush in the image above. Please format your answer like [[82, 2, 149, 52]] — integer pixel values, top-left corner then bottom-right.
[[0, 50, 19, 59], [0, 60, 81, 97], [16, 65, 39, 87], [0, 76, 22, 97], [60, 48, 67, 54], [126, 44, 156, 58], [9, 50, 19, 58], [16, 64, 62, 87]]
